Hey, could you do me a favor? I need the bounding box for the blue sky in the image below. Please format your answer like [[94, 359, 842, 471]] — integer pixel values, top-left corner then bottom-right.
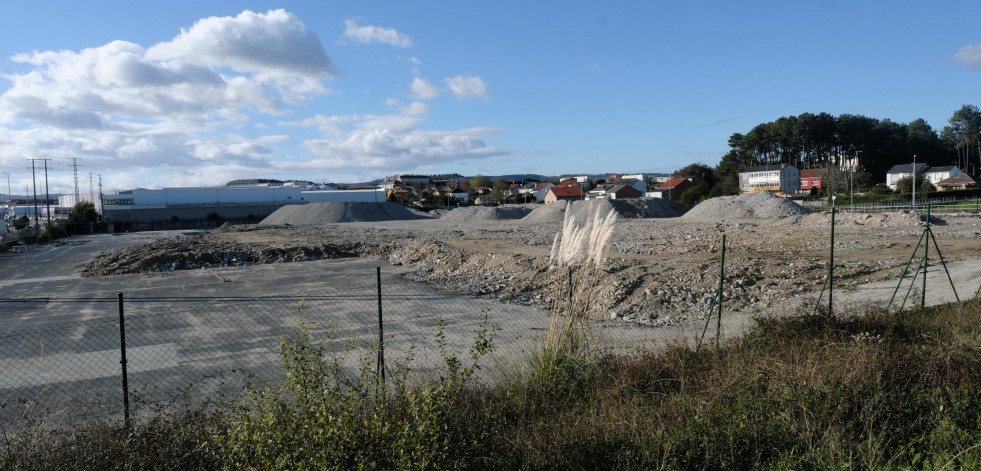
[[1, 1, 979, 192]]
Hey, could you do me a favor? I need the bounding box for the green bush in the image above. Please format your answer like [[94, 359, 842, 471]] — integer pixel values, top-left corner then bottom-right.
[[219, 307, 499, 470]]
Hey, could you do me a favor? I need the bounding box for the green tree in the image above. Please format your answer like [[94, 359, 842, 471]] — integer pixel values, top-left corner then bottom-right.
[[942, 105, 981, 175], [673, 163, 715, 188], [70, 201, 99, 223], [490, 178, 509, 203], [852, 170, 875, 192], [895, 172, 925, 194], [470, 174, 492, 189], [678, 186, 707, 207], [870, 183, 893, 195]]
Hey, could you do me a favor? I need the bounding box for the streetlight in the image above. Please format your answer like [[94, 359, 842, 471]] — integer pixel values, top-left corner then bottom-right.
[[850, 151, 860, 212], [911, 154, 916, 212]]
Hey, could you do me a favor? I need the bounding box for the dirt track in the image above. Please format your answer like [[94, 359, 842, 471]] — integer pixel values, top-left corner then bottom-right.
[[84, 211, 981, 324]]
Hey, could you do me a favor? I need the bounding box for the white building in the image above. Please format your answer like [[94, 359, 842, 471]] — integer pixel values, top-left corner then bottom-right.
[[302, 189, 387, 203], [924, 166, 963, 186], [738, 164, 800, 195]]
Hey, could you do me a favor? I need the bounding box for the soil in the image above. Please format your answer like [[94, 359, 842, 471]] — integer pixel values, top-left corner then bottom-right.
[[84, 207, 981, 325]]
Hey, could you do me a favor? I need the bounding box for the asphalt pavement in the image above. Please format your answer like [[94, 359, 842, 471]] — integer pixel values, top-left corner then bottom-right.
[[0, 232, 550, 429]]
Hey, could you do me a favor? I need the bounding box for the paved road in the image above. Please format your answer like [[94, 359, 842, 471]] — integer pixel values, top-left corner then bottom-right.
[[0, 232, 549, 428]]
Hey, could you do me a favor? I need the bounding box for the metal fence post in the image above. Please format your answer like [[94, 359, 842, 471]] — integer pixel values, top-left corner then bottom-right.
[[716, 234, 726, 348], [922, 205, 930, 309], [117, 292, 130, 426], [829, 206, 836, 317], [376, 267, 385, 383]]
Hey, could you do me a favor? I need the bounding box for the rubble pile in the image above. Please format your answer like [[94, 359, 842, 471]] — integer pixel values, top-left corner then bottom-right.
[[261, 202, 432, 225], [683, 192, 810, 219]]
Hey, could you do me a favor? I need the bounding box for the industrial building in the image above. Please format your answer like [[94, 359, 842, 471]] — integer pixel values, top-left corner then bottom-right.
[[101, 184, 387, 230]]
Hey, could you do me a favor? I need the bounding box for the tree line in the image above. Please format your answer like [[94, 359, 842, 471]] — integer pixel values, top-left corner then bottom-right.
[[709, 105, 981, 196]]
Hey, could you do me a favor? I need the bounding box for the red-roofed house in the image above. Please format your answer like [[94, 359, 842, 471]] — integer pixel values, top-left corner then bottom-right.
[[799, 169, 824, 193], [649, 177, 705, 201], [531, 182, 556, 201], [544, 186, 585, 203]]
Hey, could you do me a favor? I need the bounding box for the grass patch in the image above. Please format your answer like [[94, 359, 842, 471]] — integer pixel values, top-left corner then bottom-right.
[[6, 298, 981, 470]]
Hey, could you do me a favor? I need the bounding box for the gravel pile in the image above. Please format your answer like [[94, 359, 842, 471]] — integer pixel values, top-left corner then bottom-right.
[[261, 202, 432, 225], [439, 204, 537, 222], [683, 192, 809, 220], [777, 210, 946, 227], [523, 198, 688, 223]]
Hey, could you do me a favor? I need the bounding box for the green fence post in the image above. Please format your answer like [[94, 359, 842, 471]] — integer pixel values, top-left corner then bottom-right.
[[829, 205, 836, 317], [716, 234, 726, 348], [922, 205, 930, 308], [117, 292, 130, 427], [376, 267, 385, 384]]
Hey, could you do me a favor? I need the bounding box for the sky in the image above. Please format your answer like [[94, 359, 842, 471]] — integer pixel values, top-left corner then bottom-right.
[[1, 1, 979, 194]]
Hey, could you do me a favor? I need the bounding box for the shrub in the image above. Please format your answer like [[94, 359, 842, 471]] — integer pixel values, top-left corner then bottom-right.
[[219, 304, 499, 469]]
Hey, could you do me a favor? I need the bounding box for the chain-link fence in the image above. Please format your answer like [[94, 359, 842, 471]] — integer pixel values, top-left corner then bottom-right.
[[2, 214, 978, 433]]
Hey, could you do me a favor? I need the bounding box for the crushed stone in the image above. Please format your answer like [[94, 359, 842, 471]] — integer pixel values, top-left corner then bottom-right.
[[522, 198, 688, 223], [438, 204, 538, 222], [683, 192, 810, 220], [260, 202, 433, 225]]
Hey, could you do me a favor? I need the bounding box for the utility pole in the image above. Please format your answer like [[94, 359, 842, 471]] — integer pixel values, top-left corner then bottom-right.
[[89, 172, 94, 202], [69, 158, 82, 204], [28, 159, 39, 233], [41, 159, 52, 224], [98, 174, 104, 216]]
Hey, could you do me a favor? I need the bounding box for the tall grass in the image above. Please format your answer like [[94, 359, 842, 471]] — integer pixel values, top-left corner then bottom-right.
[[8, 299, 981, 469], [541, 204, 617, 370]]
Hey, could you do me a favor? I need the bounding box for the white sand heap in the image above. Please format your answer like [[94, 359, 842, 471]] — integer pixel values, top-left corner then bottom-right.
[[682, 192, 809, 220], [260, 202, 433, 225], [523, 198, 689, 223], [438, 204, 538, 222]]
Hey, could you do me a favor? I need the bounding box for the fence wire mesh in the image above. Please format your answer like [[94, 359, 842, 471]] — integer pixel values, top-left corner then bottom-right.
[[1, 215, 977, 434]]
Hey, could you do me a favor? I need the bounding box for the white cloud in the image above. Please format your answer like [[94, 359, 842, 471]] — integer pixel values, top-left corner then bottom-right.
[[302, 125, 506, 173], [411, 77, 441, 100], [1, 9, 335, 134], [952, 43, 981, 68], [342, 19, 413, 47], [148, 9, 335, 95], [401, 101, 432, 115], [444, 75, 488, 100], [0, 10, 507, 187]]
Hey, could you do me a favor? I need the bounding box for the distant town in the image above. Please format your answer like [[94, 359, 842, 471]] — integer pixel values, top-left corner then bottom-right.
[[1, 158, 977, 237]]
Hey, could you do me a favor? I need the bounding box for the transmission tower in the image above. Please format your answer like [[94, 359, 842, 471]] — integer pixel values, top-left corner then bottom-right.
[[69, 158, 83, 203]]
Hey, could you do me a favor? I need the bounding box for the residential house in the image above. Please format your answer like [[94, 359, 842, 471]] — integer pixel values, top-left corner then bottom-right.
[[648, 176, 705, 201], [935, 173, 977, 191], [799, 169, 824, 193], [558, 176, 591, 191], [607, 184, 642, 199], [544, 186, 585, 203], [450, 188, 470, 202], [738, 164, 800, 195], [530, 182, 556, 201], [924, 166, 963, 187], [587, 183, 642, 200], [885, 163, 930, 190]]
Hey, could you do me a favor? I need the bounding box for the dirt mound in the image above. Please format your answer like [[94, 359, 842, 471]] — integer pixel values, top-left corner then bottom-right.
[[777, 210, 946, 227], [683, 192, 809, 220], [523, 198, 688, 223], [260, 202, 432, 225], [439, 204, 537, 222]]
